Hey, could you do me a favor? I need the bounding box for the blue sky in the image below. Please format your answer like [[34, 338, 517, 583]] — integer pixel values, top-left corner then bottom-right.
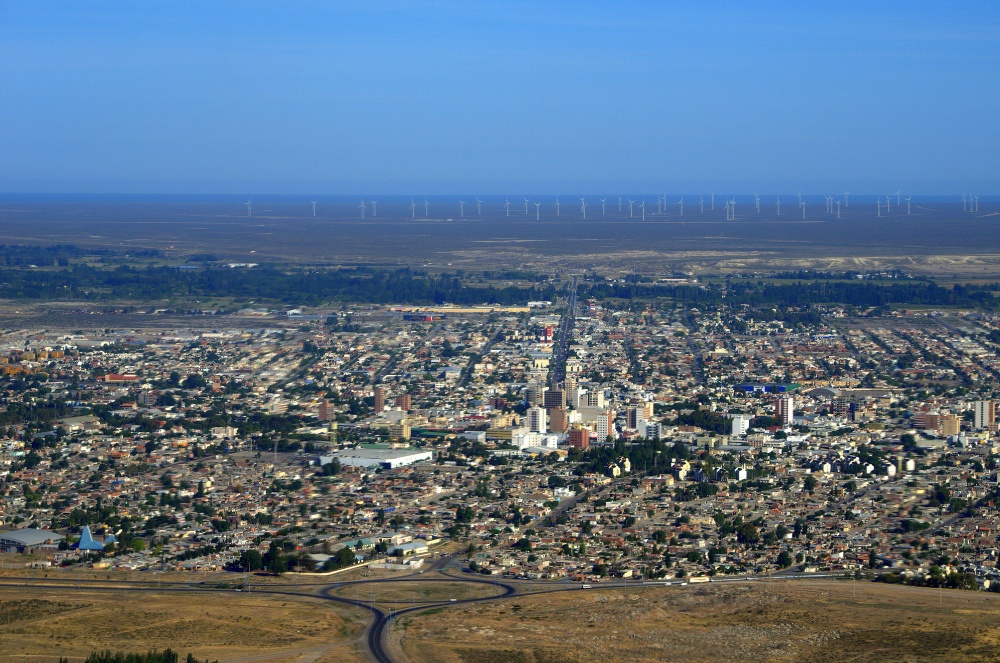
[[1, 1, 998, 194]]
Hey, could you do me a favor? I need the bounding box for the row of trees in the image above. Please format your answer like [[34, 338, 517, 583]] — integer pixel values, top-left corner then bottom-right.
[[0, 264, 562, 305]]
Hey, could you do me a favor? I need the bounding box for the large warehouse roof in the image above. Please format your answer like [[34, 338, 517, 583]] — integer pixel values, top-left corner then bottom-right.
[[0, 528, 65, 546]]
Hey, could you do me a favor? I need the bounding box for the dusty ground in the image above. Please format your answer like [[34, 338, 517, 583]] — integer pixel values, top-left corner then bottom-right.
[[0, 586, 366, 663], [394, 580, 1000, 663]]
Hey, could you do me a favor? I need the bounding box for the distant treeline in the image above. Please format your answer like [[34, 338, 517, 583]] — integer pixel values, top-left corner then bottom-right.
[[61, 652, 216, 663], [0, 265, 561, 305], [584, 280, 1000, 310], [0, 244, 157, 266]]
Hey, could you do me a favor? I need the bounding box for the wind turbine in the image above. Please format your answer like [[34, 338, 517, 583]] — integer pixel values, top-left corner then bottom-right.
[[801, 201, 806, 220], [905, 196, 911, 215], [618, 195, 622, 213], [359, 200, 367, 219], [754, 193, 760, 213], [896, 190, 901, 206], [504, 198, 511, 217], [628, 199, 634, 218], [534, 202, 541, 220], [580, 197, 587, 219], [424, 199, 429, 216], [640, 200, 646, 221], [371, 200, 377, 217], [700, 196, 704, 213], [711, 192, 715, 211], [876, 199, 881, 217], [844, 191, 850, 208], [555, 198, 561, 216], [600, 197, 607, 215], [974, 195, 979, 212], [836, 199, 841, 219], [476, 198, 482, 216], [776, 197, 781, 215], [310, 200, 317, 217], [730, 199, 737, 220], [246, 200, 252, 217], [885, 195, 891, 213], [656, 196, 662, 215], [459, 200, 465, 218], [678, 198, 684, 217], [410, 200, 417, 218], [797, 191, 802, 207], [524, 198, 529, 215]]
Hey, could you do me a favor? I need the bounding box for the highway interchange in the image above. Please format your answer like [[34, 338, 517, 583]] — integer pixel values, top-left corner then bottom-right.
[[0, 555, 840, 663]]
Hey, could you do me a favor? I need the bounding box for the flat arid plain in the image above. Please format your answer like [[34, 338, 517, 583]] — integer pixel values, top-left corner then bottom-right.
[[1, 579, 997, 662], [0, 198, 997, 276], [393, 580, 1000, 663]]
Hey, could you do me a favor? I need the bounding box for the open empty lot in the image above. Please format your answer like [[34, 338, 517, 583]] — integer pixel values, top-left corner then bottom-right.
[[0, 586, 367, 663], [395, 580, 1000, 663]]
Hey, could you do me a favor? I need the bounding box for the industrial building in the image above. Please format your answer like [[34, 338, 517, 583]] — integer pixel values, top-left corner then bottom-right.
[[0, 528, 65, 553], [323, 448, 433, 469]]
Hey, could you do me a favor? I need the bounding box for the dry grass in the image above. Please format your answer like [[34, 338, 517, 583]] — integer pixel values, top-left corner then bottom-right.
[[0, 586, 366, 663], [395, 580, 1000, 663]]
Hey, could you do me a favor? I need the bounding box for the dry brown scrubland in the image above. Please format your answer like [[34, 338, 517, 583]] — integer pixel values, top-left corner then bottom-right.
[[0, 587, 367, 663], [395, 581, 1000, 663]]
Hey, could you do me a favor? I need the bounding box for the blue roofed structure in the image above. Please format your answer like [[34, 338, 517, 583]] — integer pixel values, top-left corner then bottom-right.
[[74, 525, 106, 551]]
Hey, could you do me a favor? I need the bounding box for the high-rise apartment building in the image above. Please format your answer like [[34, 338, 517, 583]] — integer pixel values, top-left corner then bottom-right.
[[527, 406, 547, 434], [974, 400, 996, 430], [776, 395, 794, 426]]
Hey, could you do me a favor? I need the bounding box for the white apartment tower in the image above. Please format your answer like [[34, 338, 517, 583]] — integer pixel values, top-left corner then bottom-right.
[[527, 406, 547, 434], [974, 400, 996, 430]]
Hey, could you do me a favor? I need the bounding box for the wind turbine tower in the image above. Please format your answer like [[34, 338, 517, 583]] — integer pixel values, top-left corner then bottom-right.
[[618, 195, 622, 213], [678, 198, 684, 217], [359, 200, 367, 219], [476, 199, 482, 216], [371, 200, 377, 217], [905, 197, 911, 215], [754, 193, 760, 213], [700, 196, 704, 213], [844, 191, 850, 208], [424, 199, 429, 216], [555, 198, 561, 216], [459, 200, 465, 218], [600, 197, 606, 215], [504, 198, 511, 217], [524, 198, 529, 215], [628, 199, 634, 218], [776, 197, 781, 216], [534, 202, 541, 220], [640, 200, 645, 221], [711, 192, 715, 211], [311, 200, 317, 217], [580, 197, 587, 219], [246, 200, 252, 218], [410, 200, 417, 218]]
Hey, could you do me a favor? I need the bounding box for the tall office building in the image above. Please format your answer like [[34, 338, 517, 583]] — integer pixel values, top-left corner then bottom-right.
[[394, 393, 411, 411], [547, 407, 568, 433], [776, 395, 794, 426], [374, 386, 386, 414], [543, 389, 565, 409], [974, 400, 996, 430]]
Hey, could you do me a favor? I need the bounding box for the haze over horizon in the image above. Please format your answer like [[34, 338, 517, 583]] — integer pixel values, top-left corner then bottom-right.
[[2, 1, 998, 195]]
